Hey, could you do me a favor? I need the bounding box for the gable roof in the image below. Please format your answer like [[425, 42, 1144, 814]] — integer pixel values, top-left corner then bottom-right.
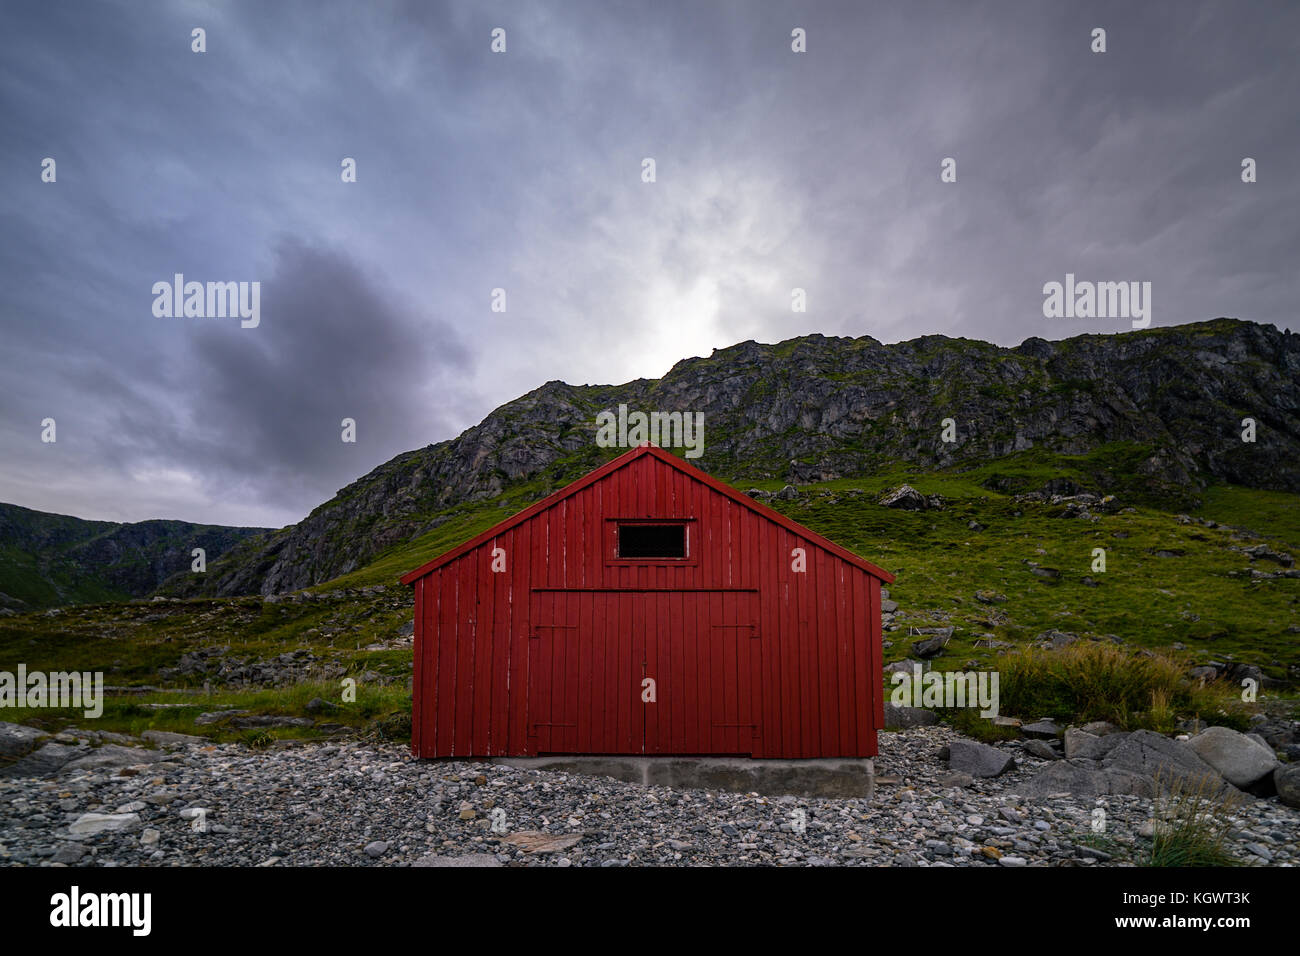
[[399, 443, 895, 585]]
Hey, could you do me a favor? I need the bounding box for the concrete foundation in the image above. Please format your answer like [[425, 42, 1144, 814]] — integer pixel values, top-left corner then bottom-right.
[[489, 755, 874, 799]]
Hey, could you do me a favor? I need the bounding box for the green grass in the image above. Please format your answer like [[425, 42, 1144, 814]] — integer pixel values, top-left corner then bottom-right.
[[0, 591, 415, 693], [993, 643, 1248, 728], [1196, 485, 1300, 545], [2, 681, 412, 743], [1145, 771, 1243, 867], [0, 455, 1294, 738]]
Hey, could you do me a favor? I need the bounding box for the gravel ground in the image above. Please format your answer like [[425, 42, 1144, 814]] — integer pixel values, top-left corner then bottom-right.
[[1, 726, 1296, 867]]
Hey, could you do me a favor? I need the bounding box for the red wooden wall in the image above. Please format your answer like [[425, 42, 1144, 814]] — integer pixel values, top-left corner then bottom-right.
[[405, 446, 890, 760]]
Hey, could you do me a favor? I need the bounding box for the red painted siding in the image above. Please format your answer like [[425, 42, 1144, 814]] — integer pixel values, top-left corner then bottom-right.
[[403, 445, 892, 760]]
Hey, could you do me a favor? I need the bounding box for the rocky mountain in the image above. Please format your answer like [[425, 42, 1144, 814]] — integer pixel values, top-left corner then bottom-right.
[[0, 503, 269, 610], [155, 317, 1298, 599]]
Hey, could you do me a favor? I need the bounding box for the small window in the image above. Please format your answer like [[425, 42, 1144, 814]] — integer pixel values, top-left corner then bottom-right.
[[618, 523, 686, 559]]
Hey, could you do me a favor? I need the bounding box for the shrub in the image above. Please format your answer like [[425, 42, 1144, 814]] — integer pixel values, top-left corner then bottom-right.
[[243, 730, 274, 750], [1145, 770, 1241, 867], [995, 642, 1238, 728]]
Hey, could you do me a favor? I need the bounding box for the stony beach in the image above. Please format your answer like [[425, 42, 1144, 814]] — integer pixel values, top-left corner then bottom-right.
[[1, 722, 1296, 867]]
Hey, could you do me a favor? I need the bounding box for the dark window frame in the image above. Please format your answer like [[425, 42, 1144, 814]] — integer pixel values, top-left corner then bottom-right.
[[605, 518, 698, 566]]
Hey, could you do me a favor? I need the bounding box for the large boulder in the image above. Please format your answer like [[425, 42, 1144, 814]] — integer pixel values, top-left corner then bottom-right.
[[883, 704, 938, 729], [879, 485, 928, 510], [910, 635, 949, 659], [0, 722, 47, 761], [1022, 740, 1061, 761], [0, 741, 83, 778], [1021, 760, 1154, 798], [1275, 764, 1300, 809], [1102, 730, 1239, 798], [1022, 729, 1243, 800], [947, 740, 1016, 778], [61, 744, 164, 774], [1065, 728, 1129, 760], [1064, 728, 1097, 758], [1185, 726, 1280, 788]]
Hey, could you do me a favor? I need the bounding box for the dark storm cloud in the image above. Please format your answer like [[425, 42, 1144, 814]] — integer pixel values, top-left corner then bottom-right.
[[0, 0, 1296, 526], [161, 239, 467, 515]]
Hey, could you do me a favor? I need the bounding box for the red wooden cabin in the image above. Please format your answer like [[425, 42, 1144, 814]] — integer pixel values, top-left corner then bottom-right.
[[400, 444, 894, 760]]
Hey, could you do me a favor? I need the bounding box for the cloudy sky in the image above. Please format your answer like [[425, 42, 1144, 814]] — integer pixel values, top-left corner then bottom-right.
[[1, 0, 1296, 529]]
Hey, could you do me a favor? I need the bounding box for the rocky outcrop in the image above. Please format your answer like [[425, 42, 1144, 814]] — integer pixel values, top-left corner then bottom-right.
[[60, 318, 1300, 598], [1022, 729, 1250, 800]]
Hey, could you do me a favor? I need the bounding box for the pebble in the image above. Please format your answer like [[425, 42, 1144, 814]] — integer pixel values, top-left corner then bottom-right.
[[0, 726, 1294, 867]]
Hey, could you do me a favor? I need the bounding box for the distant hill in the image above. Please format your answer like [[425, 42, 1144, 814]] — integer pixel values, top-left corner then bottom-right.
[[5, 317, 1297, 606], [0, 503, 270, 610], [155, 317, 1299, 599]]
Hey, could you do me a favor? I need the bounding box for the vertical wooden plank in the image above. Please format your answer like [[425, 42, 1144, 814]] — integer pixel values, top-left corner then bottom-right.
[[618, 586, 633, 752], [871, 577, 883, 754], [437, 564, 458, 755], [607, 468, 620, 588], [532, 593, 551, 753], [578, 586, 593, 753], [662, 591, 674, 752], [565, 495, 577, 587], [635, 591, 648, 753], [643, 586, 659, 751], [565, 589, 580, 754], [587, 480, 601, 587], [411, 575, 424, 757], [693, 588, 710, 755], [817, 546, 835, 755], [792, 537, 808, 758], [430, 566, 447, 756], [835, 562, 853, 756], [419, 571, 431, 755], [454, 557, 477, 756], [710, 585, 727, 753], [745, 505, 760, 756], [777, 530, 794, 759], [761, 523, 779, 758], [853, 570, 871, 757], [841, 564, 857, 756], [471, 542, 493, 755], [509, 521, 531, 755], [681, 591, 698, 753], [545, 504, 559, 589], [669, 589, 683, 753], [490, 529, 511, 755]]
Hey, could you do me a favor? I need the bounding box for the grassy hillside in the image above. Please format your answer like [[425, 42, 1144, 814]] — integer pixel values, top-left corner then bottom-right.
[[1, 454, 1294, 741], [307, 446, 1300, 677]]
